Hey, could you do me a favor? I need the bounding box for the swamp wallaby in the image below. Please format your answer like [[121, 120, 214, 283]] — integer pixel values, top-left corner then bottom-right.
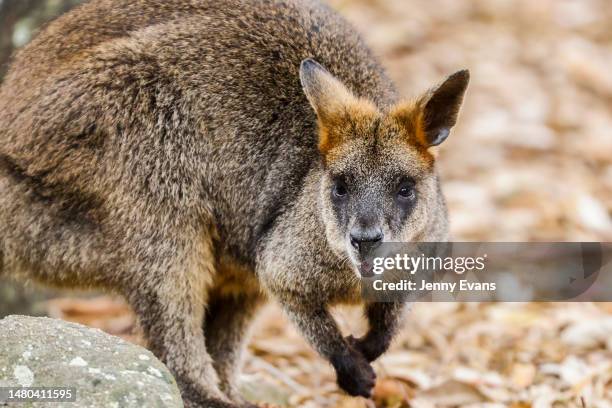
[[0, 0, 468, 406]]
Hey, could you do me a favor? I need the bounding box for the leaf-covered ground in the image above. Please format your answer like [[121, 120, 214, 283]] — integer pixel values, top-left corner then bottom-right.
[[36, 0, 612, 406], [333, 0, 612, 243], [46, 298, 612, 407]]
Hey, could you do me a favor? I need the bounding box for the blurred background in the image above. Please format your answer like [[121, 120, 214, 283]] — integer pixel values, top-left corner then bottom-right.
[[1, 0, 611, 407]]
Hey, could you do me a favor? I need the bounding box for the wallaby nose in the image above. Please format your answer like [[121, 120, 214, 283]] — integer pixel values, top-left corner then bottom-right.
[[350, 228, 384, 254]]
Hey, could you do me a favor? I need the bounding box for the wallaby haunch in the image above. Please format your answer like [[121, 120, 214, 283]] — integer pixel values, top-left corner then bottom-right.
[[0, 0, 469, 406]]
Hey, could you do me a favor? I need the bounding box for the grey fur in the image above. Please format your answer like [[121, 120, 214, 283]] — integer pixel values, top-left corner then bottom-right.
[[0, 0, 468, 406]]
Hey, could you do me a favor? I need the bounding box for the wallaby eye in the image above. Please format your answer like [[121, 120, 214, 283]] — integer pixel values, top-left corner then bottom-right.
[[397, 181, 416, 201], [332, 180, 348, 199]]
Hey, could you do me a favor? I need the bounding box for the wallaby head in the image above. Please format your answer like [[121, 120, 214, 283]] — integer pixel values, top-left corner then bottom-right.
[[299, 59, 469, 275]]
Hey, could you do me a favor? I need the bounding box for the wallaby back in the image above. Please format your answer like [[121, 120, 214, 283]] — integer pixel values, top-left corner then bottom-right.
[[0, 1, 464, 406], [0, 0, 397, 273]]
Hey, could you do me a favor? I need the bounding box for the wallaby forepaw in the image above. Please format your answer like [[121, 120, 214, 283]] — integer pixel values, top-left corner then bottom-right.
[[345, 334, 388, 362], [332, 349, 376, 398]]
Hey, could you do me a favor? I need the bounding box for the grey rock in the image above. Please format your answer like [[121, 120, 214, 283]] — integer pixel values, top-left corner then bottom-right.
[[0, 315, 183, 407]]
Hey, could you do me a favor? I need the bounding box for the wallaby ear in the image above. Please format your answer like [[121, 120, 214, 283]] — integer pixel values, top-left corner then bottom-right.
[[393, 70, 469, 147], [299, 58, 358, 122], [300, 58, 378, 155], [418, 69, 469, 146]]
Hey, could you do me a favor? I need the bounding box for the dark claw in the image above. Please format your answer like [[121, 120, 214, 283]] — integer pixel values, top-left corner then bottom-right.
[[332, 348, 376, 397]]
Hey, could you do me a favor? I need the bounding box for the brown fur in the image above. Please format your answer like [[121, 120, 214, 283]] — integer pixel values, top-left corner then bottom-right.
[[318, 102, 380, 159], [0, 0, 468, 406]]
